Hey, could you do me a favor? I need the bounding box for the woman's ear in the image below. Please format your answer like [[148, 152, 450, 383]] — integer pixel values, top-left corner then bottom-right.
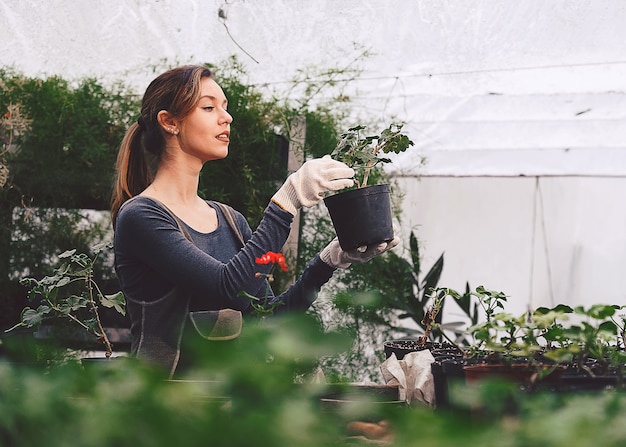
[[157, 110, 179, 136]]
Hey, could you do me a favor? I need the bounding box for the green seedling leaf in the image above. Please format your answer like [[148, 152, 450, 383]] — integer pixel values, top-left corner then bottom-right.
[[544, 347, 576, 364], [587, 304, 619, 320], [532, 310, 567, 328], [535, 304, 574, 314], [598, 320, 618, 334]]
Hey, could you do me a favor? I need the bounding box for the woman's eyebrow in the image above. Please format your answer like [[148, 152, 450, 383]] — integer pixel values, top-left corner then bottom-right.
[[200, 95, 228, 105]]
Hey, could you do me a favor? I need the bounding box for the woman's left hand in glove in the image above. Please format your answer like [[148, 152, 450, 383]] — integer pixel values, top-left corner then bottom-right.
[[320, 235, 400, 269]]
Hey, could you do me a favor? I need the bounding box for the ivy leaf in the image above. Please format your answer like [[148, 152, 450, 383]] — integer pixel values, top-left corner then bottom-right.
[[21, 305, 51, 327], [55, 276, 71, 288], [58, 249, 76, 259], [101, 291, 126, 316], [83, 318, 99, 332], [92, 241, 112, 254], [58, 295, 88, 314]]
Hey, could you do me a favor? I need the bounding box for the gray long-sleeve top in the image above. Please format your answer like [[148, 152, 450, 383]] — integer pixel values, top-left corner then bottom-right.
[[114, 197, 335, 374]]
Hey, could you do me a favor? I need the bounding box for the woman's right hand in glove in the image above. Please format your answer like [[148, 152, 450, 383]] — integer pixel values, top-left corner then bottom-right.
[[320, 235, 400, 269], [271, 155, 354, 215]]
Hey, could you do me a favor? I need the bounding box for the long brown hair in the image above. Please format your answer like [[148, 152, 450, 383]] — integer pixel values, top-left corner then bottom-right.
[[110, 65, 214, 225]]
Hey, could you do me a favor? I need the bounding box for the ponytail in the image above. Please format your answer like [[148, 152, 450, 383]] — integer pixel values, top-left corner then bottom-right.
[[110, 122, 153, 226], [110, 65, 214, 226]]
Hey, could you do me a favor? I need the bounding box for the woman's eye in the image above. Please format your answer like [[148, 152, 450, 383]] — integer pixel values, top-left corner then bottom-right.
[[203, 106, 215, 111]]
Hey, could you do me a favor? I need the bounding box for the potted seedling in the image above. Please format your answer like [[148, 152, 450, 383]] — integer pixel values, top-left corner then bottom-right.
[[541, 303, 626, 390], [7, 242, 126, 360], [403, 285, 626, 407], [406, 286, 564, 407], [324, 123, 414, 250], [381, 231, 448, 360]]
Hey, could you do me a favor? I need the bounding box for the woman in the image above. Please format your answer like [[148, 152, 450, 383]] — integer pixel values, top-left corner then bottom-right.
[[111, 65, 398, 377]]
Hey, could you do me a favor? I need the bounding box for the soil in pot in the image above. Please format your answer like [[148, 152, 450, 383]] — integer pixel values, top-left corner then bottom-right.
[[384, 339, 432, 361], [384, 340, 460, 361], [323, 184, 393, 251]]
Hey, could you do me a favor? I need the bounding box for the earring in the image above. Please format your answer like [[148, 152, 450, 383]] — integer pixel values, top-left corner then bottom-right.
[[173, 130, 179, 135]]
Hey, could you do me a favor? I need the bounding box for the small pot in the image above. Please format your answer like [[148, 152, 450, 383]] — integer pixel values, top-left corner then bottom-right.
[[324, 184, 394, 251]]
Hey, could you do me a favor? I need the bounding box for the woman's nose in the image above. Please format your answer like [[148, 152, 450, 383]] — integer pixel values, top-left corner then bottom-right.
[[221, 109, 233, 124]]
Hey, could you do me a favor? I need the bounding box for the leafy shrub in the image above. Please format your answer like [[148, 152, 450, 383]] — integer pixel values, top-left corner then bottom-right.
[[3, 313, 626, 446]]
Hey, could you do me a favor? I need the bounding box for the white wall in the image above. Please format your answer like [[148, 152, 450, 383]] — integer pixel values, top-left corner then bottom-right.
[[395, 176, 626, 316]]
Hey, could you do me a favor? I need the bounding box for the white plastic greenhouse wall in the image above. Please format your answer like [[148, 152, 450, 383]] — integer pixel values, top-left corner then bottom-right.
[[2, 0, 626, 316]]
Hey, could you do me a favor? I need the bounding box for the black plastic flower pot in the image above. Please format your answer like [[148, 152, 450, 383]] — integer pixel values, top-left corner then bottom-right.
[[384, 339, 432, 361], [323, 184, 394, 251]]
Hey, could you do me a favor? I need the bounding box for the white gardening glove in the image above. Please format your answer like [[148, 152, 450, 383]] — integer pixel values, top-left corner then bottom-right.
[[320, 235, 401, 269], [271, 155, 355, 215]]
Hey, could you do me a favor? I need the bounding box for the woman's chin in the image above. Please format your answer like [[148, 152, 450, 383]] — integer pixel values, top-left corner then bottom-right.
[[204, 149, 229, 162]]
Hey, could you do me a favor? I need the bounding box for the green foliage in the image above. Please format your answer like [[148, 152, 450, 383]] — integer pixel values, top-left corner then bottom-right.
[[8, 243, 125, 357], [330, 123, 414, 188], [1, 206, 116, 332], [302, 109, 342, 159], [311, 231, 448, 382], [3, 314, 626, 446], [10, 207, 112, 279], [0, 70, 137, 209], [0, 313, 356, 447], [392, 232, 446, 335], [542, 303, 626, 374], [336, 230, 455, 342], [0, 69, 136, 331], [436, 285, 626, 377]]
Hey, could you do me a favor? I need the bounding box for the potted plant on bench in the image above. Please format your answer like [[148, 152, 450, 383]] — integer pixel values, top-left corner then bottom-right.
[[451, 290, 626, 390]]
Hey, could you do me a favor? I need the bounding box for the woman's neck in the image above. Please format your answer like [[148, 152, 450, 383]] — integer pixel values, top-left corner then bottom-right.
[[142, 160, 202, 207]]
